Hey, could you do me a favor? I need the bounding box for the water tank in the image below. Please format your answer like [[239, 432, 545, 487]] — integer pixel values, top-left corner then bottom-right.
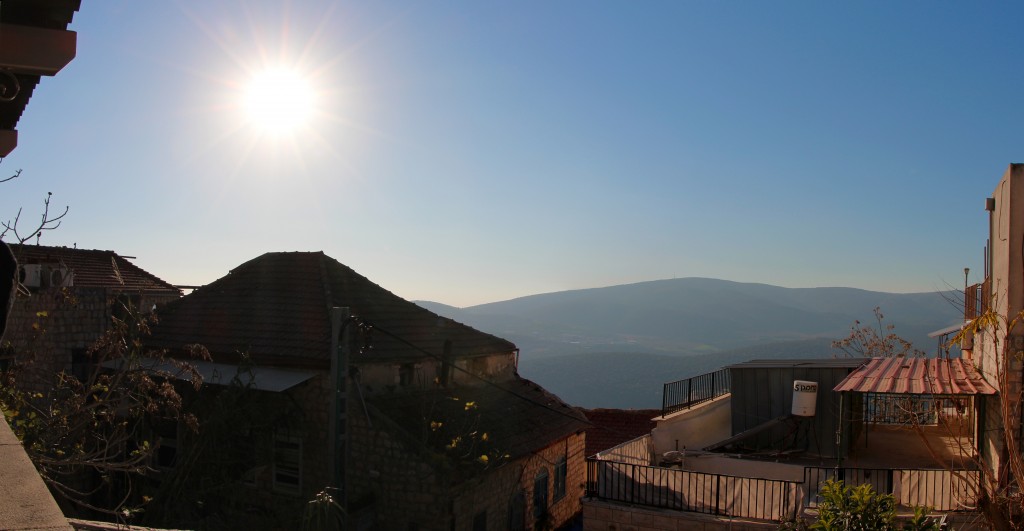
[[792, 380, 818, 416]]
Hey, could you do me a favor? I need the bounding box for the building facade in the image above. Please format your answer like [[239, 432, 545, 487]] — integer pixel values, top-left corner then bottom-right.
[[146, 251, 589, 529]]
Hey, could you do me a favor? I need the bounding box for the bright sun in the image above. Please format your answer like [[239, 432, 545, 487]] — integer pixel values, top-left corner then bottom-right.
[[243, 67, 316, 134]]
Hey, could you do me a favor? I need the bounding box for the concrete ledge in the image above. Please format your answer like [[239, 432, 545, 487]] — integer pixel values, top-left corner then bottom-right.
[[582, 497, 779, 531], [0, 415, 72, 530]]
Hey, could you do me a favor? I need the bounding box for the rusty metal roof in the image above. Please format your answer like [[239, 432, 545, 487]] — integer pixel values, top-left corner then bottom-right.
[[833, 357, 996, 395]]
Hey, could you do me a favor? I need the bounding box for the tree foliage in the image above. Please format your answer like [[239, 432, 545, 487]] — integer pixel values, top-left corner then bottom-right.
[[0, 300, 208, 518], [832, 307, 924, 358], [952, 308, 1024, 529]]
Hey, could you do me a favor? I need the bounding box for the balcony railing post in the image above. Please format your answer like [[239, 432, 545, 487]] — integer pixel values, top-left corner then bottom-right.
[[715, 474, 721, 515]]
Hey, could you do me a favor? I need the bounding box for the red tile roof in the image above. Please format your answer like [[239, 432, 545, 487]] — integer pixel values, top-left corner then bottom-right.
[[147, 252, 516, 366], [582, 408, 659, 456], [368, 378, 589, 464], [833, 357, 996, 396], [10, 244, 181, 294]]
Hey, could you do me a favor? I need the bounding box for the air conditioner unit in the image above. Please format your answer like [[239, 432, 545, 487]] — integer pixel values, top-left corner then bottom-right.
[[49, 267, 73, 288], [18, 264, 43, 288]]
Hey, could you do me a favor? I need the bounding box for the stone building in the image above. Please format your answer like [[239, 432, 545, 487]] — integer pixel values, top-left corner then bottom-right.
[[2, 244, 182, 393], [146, 251, 589, 530], [962, 163, 1024, 499]]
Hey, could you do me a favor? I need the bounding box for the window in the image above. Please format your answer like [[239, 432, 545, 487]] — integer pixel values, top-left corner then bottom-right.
[[399, 363, 415, 387], [154, 419, 178, 470], [472, 510, 486, 531], [533, 468, 549, 520], [70, 348, 89, 382], [508, 488, 525, 531], [468, 356, 489, 377], [553, 456, 567, 501], [273, 434, 302, 494], [437, 339, 455, 386]]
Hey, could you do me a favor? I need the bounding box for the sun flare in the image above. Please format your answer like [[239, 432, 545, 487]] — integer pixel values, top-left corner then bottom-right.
[[243, 67, 316, 134]]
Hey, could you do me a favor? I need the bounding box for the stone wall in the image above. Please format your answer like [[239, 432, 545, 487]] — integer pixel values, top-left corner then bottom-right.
[[451, 431, 586, 531], [3, 286, 180, 395], [355, 352, 518, 396], [3, 287, 108, 394], [348, 391, 586, 530], [286, 373, 333, 499], [348, 406, 450, 529]]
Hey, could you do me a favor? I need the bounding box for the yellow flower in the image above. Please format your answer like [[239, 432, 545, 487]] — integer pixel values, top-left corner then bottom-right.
[[477, 455, 489, 464], [35, 311, 48, 318], [464, 401, 476, 411], [430, 421, 443, 431]]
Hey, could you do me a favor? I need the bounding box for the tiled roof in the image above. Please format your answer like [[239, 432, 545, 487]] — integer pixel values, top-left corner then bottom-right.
[[582, 408, 659, 456], [368, 378, 589, 463], [833, 357, 997, 396], [148, 252, 516, 366], [9, 244, 181, 294]]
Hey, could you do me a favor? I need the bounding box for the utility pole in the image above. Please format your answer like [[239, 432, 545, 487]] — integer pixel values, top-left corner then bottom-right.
[[329, 307, 350, 516]]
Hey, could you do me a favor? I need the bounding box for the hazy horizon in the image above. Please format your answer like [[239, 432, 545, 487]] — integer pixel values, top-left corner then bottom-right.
[[3, 2, 1016, 307]]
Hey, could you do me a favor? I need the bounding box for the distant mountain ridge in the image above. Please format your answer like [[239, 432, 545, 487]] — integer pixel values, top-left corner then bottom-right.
[[415, 278, 961, 408], [417, 277, 960, 357]]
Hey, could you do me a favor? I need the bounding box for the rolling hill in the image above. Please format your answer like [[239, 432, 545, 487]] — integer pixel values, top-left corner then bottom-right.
[[416, 278, 962, 408]]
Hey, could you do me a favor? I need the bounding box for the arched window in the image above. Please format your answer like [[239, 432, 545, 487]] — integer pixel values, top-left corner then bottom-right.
[[533, 468, 549, 520]]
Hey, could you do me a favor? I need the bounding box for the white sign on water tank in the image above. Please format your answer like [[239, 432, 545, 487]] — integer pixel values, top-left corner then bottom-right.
[[792, 380, 818, 417]]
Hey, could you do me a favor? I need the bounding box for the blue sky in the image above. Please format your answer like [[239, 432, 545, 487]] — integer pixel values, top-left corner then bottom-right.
[[2, 1, 1021, 306]]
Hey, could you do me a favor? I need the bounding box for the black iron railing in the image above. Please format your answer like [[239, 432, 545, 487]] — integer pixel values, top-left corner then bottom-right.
[[662, 368, 730, 416], [804, 466, 981, 512], [585, 457, 801, 521]]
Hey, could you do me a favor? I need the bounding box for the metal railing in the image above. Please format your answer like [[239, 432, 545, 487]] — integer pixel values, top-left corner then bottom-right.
[[586, 457, 802, 521], [587, 455, 981, 520], [662, 368, 731, 416], [804, 466, 981, 512]]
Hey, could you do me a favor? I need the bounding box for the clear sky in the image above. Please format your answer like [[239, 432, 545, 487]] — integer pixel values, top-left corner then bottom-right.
[[2, 1, 1021, 307]]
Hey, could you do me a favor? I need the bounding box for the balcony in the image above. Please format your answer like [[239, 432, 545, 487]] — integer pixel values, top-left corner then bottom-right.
[[586, 433, 980, 524], [584, 364, 986, 525]]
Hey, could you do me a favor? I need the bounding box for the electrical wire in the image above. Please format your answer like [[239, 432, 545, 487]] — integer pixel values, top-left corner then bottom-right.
[[360, 321, 680, 445], [362, 321, 594, 431]]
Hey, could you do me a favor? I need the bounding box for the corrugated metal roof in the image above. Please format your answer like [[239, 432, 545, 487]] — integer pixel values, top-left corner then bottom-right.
[[101, 358, 317, 393], [833, 357, 996, 395], [928, 323, 964, 338], [726, 358, 870, 370]]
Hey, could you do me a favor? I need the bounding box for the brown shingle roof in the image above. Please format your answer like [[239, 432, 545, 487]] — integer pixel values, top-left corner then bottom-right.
[[368, 378, 589, 463], [10, 244, 181, 294], [582, 408, 659, 456], [148, 252, 516, 366]]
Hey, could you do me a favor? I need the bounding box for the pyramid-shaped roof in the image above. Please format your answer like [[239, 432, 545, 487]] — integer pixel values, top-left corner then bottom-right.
[[148, 252, 516, 367]]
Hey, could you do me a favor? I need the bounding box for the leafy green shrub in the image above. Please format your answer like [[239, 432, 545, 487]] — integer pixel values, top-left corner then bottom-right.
[[803, 479, 937, 531]]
